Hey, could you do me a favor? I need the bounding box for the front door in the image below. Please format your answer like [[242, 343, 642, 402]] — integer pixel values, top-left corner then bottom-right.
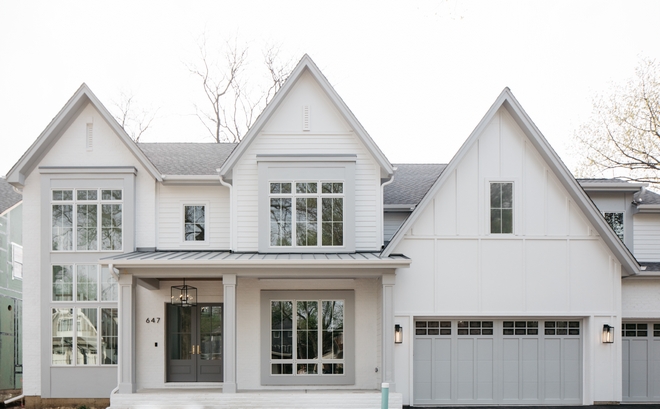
[[167, 304, 223, 382]]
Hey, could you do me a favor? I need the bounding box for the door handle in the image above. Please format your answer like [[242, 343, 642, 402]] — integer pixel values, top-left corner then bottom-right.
[[197, 345, 201, 355]]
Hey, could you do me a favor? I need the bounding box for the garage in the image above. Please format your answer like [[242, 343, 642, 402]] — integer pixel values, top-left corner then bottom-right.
[[413, 319, 582, 406], [622, 322, 660, 402]]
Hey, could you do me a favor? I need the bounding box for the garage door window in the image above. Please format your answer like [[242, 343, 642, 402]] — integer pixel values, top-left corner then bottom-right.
[[503, 321, 539, 335], [545, 321, 580, 335], [458, 320, 493, 335], [416, 321, 451, 335]]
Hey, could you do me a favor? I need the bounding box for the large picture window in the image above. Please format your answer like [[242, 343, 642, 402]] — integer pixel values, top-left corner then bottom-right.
[[52, 189, 123, 251], [261, 290, 354, 385], [269, 182, 343, 248], [51, 264, 118, 366]]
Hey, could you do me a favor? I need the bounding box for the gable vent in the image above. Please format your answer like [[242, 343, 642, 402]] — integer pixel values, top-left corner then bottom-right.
[[86, 123, 93, 151], [302, 105, 310, 131]]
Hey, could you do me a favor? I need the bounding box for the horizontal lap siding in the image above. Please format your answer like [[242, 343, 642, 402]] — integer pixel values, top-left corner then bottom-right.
[[634, 214, 660, 262], [157, 185, 230, 249], [234, 133, 381, 251]]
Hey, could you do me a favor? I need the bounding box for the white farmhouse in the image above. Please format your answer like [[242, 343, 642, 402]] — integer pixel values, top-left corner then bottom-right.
[[5, 54, 659, 408]]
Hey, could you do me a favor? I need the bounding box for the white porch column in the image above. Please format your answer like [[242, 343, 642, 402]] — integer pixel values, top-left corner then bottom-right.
[[382, 273, 396, 390], [223, 274, 237, 393], [118, 273, 136, 393]]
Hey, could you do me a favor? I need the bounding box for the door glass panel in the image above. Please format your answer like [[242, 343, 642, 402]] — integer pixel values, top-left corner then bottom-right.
[[168, 305, 192, 360], [200, 305, 222, 361]]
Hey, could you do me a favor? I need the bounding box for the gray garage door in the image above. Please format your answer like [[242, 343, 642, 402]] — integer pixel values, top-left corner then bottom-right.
[[622, 322, 660, 402], [413, 320, 582, 406]]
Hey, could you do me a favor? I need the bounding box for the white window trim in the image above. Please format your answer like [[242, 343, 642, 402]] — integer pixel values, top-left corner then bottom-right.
[[260, 290, 355, 386], [51, 263, 118, 303], [50, 188, 124, 252], [181, 202, 210, 245], [485, 179, 519, 236]]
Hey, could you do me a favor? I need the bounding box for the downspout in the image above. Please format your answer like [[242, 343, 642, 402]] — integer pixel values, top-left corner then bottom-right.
[[218, 172, 234, 251], [380, 170, 396, 252]]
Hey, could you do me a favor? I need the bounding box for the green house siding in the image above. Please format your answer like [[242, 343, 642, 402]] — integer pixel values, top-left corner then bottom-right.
[[0, 204, 23, 390]]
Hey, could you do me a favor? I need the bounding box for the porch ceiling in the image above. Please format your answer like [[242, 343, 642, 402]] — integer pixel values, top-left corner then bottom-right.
[[100, 250, 411, 270]]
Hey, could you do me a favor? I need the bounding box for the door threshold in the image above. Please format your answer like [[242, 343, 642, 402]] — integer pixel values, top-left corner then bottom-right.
[[163, 382, 224, 389]]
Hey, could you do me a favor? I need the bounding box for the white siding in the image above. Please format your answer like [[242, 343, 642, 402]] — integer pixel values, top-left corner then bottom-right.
[[392, 107, 622, 405], [157, 185, 230, 250], [39, 103, 157, 248], [232, 71, 382, 251], [384, 213, 409, 242], [622, 279, 660, 318], [633, 213, 660, 262]]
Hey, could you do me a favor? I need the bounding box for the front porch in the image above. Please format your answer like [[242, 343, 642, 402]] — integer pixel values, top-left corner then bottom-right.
[[110, 388, 403, 409]]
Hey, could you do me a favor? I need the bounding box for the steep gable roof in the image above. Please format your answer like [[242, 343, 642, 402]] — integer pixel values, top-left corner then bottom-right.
[[385, 164, 446, 207], [6, 83, 162, 186], [0, 177, 21, 215], [383, 88, 640, 276], [218, 54, 394, 179]]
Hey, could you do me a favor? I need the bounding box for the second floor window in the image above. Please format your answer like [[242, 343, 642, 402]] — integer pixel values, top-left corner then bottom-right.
[[52, 189, 123, 251], [184, 205, 206, 241], [603, 212, 624, 241], [490, 182, 513, 234], [269, 182, 344, 248]]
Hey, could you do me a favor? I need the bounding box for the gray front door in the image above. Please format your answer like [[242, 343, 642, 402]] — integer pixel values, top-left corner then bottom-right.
[[167, 304, 223, 382]]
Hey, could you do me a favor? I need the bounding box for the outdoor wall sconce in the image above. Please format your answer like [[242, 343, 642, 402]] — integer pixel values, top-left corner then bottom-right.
[[171, 278, 197, 307], [602, 324, 614, 343], [395, 324, 403, 344]]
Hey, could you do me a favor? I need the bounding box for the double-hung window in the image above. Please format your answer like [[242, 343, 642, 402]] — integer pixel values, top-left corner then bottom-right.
[[52, 189, 123, 251], [269, 182, 344, 248], [51, 264, 118, 366], [490, 182, 513, 234]]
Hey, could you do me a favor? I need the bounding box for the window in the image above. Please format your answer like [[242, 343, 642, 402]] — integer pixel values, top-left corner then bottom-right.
[[490, 182, 513, 234], [184, 205, 205, 241], [51, 307, 118, 365], [51, 264, 118, 366], [269, 182, 344, 248], [603, 212, 624, 241], [261, 291, 354, 385], [52, 189, 122, 251], [11, 242, 22, 280]]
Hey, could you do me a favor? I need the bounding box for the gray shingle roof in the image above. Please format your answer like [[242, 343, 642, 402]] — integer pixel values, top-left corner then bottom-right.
[[576, 178, 629, 184], [384, 164, 447, 206], [635, 188, 660, 205], [0, 177, 21, 214], [138, 143, 237, 176]]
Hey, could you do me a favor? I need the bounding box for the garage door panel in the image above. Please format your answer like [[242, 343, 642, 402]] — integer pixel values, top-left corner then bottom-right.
[[623, 340, 630, 398], [414, 319, 581, 405]]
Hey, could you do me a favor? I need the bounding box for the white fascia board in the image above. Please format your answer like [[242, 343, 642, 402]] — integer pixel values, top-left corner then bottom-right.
[[580, 182, 647, 192], [5, 83, 162, 186], [382, 88, 640, 276], [99, 258, 412, 270], [218, 54, 394, 179], [161, 175, 221, 185], [636, 204, 660, 213]]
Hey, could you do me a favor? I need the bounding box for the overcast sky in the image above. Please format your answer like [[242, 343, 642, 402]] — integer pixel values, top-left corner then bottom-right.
[[1, 0, 659, 176]]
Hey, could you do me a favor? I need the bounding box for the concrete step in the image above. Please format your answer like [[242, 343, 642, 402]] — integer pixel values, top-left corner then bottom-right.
[[109, 390, 402, 409]]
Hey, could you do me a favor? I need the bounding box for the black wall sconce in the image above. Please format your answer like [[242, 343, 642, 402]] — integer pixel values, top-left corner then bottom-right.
[[395, 324, 403, 344], [602, 324, 614, 343]]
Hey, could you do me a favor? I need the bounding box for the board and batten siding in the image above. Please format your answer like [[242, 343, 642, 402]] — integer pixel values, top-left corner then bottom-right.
[[232, 70, 382, 251], [157, 185, 230, 250], [392, 107, 622, 405], [633, 213, 660, 262]]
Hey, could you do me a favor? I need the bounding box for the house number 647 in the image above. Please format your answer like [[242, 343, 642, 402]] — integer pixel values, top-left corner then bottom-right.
[[146, 318, 161, 323]]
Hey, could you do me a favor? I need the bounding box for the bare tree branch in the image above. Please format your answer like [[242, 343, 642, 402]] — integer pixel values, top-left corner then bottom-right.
[[111, 91, 158, 143]]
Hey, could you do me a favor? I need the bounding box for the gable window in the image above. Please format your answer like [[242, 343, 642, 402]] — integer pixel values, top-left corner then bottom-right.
[[184, 205, 206, 241], [52, 189, 123, 251], [490, 182, 513, 234], [603, 212, 624, 241], [261, 290, 354, 385], [269, 182, 343, 248]]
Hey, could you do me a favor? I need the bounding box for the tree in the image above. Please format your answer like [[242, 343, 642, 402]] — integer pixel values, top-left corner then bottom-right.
[[111, 91, 158, 143], [188, 37, 293, 143], [575, 58, 660, 186]]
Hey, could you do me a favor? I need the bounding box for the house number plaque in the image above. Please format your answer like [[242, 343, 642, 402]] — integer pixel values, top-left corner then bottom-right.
[[145, 317, 161, 323]]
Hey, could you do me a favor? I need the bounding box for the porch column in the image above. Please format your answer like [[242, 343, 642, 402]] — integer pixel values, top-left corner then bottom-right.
[[118, 273, 136, 393], [382, 273, 396, 390], [223, 274, 237, 393]]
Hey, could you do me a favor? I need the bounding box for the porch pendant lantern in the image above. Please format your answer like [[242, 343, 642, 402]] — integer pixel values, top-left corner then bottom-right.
[[171, 278, 197, 307], [602, 324, 614, 343]]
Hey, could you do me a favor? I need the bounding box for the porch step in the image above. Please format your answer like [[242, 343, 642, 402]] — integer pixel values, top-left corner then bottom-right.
[[109, 389, 402, 409]]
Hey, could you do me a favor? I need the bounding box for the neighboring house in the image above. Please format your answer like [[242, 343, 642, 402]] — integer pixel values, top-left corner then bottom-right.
[[5, 54, 658, 408], [0, 177, 22, 390]]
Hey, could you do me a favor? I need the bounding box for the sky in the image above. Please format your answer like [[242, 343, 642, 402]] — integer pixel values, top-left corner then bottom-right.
[[1, 0, 659, 176]]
